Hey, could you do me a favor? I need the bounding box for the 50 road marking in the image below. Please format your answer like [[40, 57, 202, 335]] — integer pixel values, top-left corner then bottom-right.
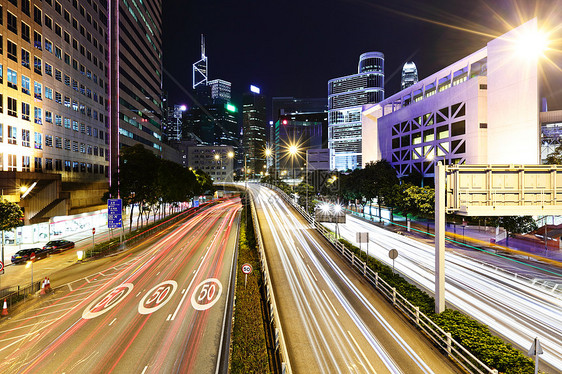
[[191, 279, 222, 311], [82, 284, 134, 319], [138, 281, 178, 314]]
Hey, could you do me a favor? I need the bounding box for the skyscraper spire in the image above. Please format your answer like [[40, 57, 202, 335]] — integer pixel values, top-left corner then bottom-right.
[[193, 34, 208, 89]]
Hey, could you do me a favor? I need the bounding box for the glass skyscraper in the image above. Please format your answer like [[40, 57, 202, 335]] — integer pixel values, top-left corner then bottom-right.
[[328, 52, 384, 170]]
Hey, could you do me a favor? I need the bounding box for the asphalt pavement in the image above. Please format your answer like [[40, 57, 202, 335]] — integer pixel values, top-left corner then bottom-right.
[[0, 200, 240, 374]]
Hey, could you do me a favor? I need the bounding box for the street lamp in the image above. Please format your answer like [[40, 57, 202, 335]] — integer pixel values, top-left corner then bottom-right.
[[288, 144, 299, 191]]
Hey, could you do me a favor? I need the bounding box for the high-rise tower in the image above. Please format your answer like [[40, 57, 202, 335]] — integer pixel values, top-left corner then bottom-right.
[[328, 52, 384, 170], [193, 35, 208, 89], [243, 86, 267, 177], [109, 0, 163, 183], [401, 61, 418, 90]]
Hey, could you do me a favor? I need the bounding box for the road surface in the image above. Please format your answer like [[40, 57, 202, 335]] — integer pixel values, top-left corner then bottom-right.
[[0, 200, 240, 374], [249, 184, 459, 374]]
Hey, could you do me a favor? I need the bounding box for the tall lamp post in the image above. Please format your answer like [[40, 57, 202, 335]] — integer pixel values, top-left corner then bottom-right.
[[288, 145, 298, 192]]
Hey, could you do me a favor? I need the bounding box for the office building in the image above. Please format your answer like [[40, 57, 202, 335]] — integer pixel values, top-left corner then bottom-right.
[[242, 86, 267, 177], [185, 145, 234, 182], [208, 79, 231, 104], [273, 112, 328, 174], [0, 0, 110, 223], [362, 19, 541, 183], [328, 52, 384, 171], [401, 61, 418, 90], [109, 0, 163, 183]]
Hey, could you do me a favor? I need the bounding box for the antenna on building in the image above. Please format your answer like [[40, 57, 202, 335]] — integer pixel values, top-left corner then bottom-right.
[[193, 34, 208, 89]]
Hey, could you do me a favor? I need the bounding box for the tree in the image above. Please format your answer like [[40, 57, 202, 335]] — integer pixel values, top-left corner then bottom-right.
[[0, 199, 24, 265], [486, 216, 538, 245], [360, 160, 399, 220], [546, 144, 562, 164], [295, 182, 315, 214], [391, 184, 435, 232]]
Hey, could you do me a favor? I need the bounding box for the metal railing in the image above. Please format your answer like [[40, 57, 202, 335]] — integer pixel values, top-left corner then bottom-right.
[[0, 280, 43, 314], [264, 183, 497, 374], [246, 185, 292, 374]]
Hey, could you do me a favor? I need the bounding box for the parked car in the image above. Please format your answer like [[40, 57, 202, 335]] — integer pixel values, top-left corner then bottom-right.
[[43, 239, 75, 253], [11, 248, 49, 264]]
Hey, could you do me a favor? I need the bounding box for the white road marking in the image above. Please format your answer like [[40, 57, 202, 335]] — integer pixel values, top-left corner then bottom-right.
[[347, 330, 377, 374], [141, 366, 148, 374], [307, 264, 318, 282], [109, 318, 117, 326], [156, 271, 161, 275], [166, 314, 172, 321], [136, 292, 142, 297], [322, 289, 339, 317], [181, 289, 186, 294]]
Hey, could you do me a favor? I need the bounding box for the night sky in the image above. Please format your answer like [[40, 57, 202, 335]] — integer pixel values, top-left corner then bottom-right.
[[163, 0, 562, 118]]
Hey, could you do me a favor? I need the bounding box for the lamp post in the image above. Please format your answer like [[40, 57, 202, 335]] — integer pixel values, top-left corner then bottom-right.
[[288, 145, 298, 192], [306, 150, 309, 214], [227, 151, 234, 182]]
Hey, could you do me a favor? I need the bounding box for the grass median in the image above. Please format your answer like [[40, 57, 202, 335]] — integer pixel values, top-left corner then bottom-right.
[[230, 206, 272, 373]]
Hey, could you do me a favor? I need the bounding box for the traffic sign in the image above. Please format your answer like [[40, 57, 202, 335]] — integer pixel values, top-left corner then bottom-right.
[[30, 252, 36, 262], [388, 249, 399, 259], [108, 199, 123, 228], [242, 263, 253, 274], [0, 261, 4, 272], [92, 228, 96, 235]]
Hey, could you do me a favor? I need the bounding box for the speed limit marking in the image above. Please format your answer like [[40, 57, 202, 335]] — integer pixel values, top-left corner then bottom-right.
[[191, 278, 222, 311], [242, 263, 252, 274], [82, 283, 134, 319], [138, 280, 177, 315]]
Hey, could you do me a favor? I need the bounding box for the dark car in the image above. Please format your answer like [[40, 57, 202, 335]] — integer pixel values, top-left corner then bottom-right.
[[11, 248, 49, 265], [43, 239, 75, 253]]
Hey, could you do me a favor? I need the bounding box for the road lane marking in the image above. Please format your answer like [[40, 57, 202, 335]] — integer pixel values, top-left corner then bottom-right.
[[136, 292, 142, 297], [322, 289, 339, 317], [166, 314, 172, 321], [306, 264, 318, 282], [109, 318, 117, 326], [347, 330, 377, 374], [141, 366, 148, 374], [181, 289, 186, 294]]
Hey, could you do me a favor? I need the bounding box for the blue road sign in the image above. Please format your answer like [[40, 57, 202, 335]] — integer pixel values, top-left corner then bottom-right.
[[108, 199, 123, 228], [193, 199, 200, 208]]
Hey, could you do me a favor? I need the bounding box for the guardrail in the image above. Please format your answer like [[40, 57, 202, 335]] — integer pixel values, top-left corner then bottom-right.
[[246, 185, 292, 374], [263, 183, 497, 374]]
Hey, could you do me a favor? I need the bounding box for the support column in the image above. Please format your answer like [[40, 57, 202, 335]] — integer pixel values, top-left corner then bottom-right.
[[435, 162, 446, 313]]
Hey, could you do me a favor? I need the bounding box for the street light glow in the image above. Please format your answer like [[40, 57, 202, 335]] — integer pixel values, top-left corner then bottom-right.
[[214, 154, 220, 160], [514, 28, 549, 59], [289, 145, 298, 155], [265, 147, 272, 157], [227, 151, 234, 158]]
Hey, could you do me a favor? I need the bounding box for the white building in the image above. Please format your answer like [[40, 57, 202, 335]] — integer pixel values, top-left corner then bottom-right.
[[362, 18, 540, 180]]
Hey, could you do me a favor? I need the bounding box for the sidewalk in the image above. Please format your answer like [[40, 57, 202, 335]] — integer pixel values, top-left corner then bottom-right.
[[347, 209, 562, 267]]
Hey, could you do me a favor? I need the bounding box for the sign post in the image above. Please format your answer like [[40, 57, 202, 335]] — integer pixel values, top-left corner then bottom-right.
[[91, 227, 95, 258], [356, 232, 369, 257], [388, 249, 398, 274], [242, 263, 252, 289], [528, 337, 543, 374], [108, 199, 123, 244]]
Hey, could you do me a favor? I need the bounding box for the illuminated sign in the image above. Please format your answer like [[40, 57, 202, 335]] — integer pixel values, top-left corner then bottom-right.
[[225, 103, 237, 113], [250, 85, 260, 94]]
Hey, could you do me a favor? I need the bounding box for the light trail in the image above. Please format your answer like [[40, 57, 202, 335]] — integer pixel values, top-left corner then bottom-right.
[[326, 213, 562, 371], [250, 184, 452, 373]]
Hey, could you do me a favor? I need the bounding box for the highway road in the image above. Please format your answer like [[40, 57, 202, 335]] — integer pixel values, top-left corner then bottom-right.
[[325, 213, 562, 373], [249, 184, 459, 374], [0, 200, 240, 374]]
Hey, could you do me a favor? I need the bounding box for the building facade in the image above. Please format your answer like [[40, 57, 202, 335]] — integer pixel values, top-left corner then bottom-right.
[[186, 145, 234, 182], [362, 19, 540, 182], [328, 52, 384, 171], [109, 0, 163, 183], [242, 87, 266, 177], [401, 61, 418, 90], [0, 0, 110, 222]]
